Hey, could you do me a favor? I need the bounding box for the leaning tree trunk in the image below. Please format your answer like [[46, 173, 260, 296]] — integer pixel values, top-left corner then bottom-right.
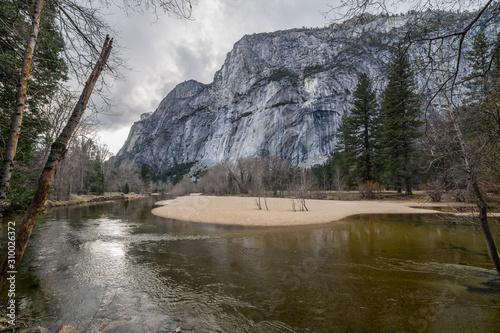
[[470, 177, 500, 274], [0, 36, 113, 294], [0, 0, 45, 222], [445, 97, 500, 275]]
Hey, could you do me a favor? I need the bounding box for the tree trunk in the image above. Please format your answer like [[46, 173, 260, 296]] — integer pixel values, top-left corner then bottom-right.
[[0, 0, 45, 221], [470, 177, 500, 274], [0, 36, 113, 294], [444, 95, 500, 275], [405, 177, 413, 196]]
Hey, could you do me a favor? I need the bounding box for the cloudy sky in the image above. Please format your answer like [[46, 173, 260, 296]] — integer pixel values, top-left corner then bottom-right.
[[97, 0, 336, 154]]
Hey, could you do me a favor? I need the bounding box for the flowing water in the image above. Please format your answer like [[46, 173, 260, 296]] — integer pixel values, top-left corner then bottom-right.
[[2, 196, 500, 332]]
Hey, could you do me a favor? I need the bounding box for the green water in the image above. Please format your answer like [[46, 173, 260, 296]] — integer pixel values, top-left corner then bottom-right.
[[2, 197, 499, 332]]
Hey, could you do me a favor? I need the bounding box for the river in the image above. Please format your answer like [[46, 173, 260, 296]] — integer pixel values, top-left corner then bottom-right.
[[2, 196, 500, 332]]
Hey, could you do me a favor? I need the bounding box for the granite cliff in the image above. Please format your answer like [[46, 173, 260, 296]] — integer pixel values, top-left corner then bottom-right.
[[115, 12, 466, 173]]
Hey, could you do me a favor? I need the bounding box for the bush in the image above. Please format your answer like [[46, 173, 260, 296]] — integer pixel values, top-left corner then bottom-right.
[[358, 181, 384, 199], [420, 180, 444, 202], [5, 187, 36, 216]]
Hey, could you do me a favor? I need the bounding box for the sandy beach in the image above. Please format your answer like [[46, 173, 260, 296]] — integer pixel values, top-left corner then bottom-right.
[[152, 195, 447, 226]]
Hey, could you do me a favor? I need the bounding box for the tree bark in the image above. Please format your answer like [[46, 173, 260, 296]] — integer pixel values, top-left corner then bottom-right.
[[445, 95, 500, 275], [0, 36, 113, 294], [0, 0, 45, 222], [470, 177, 500, 274]]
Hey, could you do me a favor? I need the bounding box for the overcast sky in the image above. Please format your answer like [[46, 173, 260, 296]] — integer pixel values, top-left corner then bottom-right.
[[96, 0, 336, 154]]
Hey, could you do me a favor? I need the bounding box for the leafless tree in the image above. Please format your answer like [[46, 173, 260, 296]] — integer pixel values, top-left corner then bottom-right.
[[197, 164, 231, 196], [105, 160, 143, 193], [263, 155, 290, 197], [0, 35, 113, 294], [170, 175, 195, 196], [248, 159, 269, 210], [229, 157, 256, 194], [0, 0, 196, 219], [290, 168, 314, 212], [438, 90, 500, 274]]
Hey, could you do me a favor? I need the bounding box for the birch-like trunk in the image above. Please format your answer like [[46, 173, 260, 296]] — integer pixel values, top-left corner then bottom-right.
[[445, 96, 500, 275], [0, 36, 113, 294], [0, 0, 45, 221]]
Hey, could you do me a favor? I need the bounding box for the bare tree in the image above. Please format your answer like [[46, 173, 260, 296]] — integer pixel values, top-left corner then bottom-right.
[[170, 175, 195, 197], [0, 0, 195, 219], [197, 164, 231, 196], [438, 91, 500, 274], [264, 155, 290, 197], [290, 168, 314, 212], [248, 159, 269, 210], [0, 35, 113, 294], [333, 168, 346, 200], [104, 160, 143, 193], [229, 157, 255, 194]]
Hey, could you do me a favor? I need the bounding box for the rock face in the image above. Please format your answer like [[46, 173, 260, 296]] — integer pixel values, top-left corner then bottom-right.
[[115, 13, 444, 172]]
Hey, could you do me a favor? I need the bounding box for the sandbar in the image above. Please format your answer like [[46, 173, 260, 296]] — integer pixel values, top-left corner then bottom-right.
[[152, 195, 445, 226]]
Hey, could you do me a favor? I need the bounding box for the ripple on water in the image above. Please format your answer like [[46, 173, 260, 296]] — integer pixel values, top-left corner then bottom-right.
[[12, 201, 500, 332]]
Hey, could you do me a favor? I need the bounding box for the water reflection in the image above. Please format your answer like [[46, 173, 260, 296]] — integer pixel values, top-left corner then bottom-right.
[[1, 197, 499, 332]]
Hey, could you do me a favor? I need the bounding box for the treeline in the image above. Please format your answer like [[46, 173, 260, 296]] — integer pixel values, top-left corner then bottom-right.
[[1, 89, 171, 215], [171, 156, 316, 205]]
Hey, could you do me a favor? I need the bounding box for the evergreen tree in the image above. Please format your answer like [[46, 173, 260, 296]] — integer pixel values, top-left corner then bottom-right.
[[462, 32, 491, 136], [0, 0, 67, 215], [140, 164, 152, 189], [0, 0, 67, 163], [380, 47, 422, 195], [337, 73, 381, 187], [462, 32, 500, 186]]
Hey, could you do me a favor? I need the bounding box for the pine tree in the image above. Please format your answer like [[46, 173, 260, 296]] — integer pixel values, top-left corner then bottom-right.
[[124, 183, 130, 194], [0, 0, 67, 217], [462, 32, 500, 187], [380, 47, 422, 195], [337, 73, 381, 187], [140, 164, 152, 189], [462, 32, 491, 137]]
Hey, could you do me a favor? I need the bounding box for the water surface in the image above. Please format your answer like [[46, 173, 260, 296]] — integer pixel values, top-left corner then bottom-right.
[[2, 196, 500, 332]]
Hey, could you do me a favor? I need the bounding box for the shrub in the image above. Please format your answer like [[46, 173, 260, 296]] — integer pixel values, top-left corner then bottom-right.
[[358, 181, 384, 199], [5, 187, 36, 216], [420, 180, 444, 202]]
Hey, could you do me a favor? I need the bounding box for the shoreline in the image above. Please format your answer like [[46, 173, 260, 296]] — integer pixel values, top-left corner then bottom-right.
[[151, 195, 455, 226], [44, 192, 154, 209]]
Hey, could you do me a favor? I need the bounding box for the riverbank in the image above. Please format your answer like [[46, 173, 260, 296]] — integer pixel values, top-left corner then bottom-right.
[[152, 195, 456, 226], [44, 192, 154, 208]]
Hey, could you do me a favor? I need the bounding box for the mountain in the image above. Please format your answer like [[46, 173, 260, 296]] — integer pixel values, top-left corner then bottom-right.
[[114, 12, 465, 173]]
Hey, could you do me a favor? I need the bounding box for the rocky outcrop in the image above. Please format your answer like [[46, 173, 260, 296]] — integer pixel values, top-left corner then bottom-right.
[[114, 12, 465, 172]]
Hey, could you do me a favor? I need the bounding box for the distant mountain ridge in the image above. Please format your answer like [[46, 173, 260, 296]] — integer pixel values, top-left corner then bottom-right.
[[114, 11, 471, 173]]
